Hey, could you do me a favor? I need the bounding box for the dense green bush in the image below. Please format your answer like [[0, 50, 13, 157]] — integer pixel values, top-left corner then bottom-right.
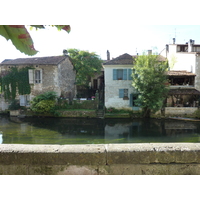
[[8, 99, 21, 110], [31, 100, 55, 113], [30, 91, 57, 113], [194, 109, 200, 118]]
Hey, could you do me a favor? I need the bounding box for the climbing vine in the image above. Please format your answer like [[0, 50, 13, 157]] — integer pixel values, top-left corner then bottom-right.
[[0, 66, 33, 100]]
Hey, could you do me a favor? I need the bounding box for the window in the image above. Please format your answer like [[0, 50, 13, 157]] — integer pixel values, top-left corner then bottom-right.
[[119, 89, 129, 100], [113, 69, 132, 80], [35, 70, 41, 83], [29, 69, 42, 84]]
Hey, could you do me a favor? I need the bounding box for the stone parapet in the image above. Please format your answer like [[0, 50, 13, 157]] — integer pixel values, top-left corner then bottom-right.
[[1, 143, 200, 175]]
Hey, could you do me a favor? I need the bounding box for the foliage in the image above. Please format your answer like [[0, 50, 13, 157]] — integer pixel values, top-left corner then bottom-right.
[[0, 25, 71, 56], [0, 67, 32, 100], [8, 99, 20, 110], [30, 91, 57, 113], [194, 109, 200, 119], [67, 49, 103, 87], [132, 54, 169, 118], [31, 100, 55, 113]]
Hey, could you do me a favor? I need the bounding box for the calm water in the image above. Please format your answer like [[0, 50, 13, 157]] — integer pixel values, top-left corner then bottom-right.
[[0, 116, 200, 144]]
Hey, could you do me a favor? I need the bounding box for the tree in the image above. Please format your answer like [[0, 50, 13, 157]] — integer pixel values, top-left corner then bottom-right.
[[0, 25, 71, 56], [132, 54, 169, 118], [67, 49, 102, 87]]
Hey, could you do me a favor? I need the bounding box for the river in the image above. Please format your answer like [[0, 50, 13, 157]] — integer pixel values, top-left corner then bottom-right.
[[0, 116, 200, 144]]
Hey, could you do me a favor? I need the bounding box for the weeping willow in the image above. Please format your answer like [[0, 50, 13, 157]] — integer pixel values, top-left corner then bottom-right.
[[0, 67, 32, 100]]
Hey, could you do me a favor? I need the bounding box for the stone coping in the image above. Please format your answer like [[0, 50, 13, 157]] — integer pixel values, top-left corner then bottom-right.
[[1, 143, 200, 165]]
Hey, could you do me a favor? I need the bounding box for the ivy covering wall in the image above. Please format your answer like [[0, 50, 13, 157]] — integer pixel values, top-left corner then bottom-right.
[[0, 66, 32, 100]]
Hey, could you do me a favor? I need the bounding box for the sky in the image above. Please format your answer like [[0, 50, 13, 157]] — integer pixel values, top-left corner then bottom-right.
[[1, 0, 200, 63], [1, 25, 200, 63]]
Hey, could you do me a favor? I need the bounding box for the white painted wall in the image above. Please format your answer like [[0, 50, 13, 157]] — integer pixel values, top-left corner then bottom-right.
[[167, 45, 196, 72], [104, 65, 136, 110]]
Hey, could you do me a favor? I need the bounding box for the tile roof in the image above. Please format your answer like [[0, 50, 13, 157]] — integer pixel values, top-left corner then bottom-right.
[[103, 53, 166, 65], [0, 55, 68, 65], [166, 71, 196, 76], [103, 53, 136, 65]]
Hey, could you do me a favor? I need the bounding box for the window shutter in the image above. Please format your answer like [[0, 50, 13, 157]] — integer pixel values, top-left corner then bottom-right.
[[123, 69, 127, 80], [128, 69, 132, 80], [20, 95, 26, 106], [28, 69, 34, 84], [40, 69, 43, 83], [130, 93, 133, 106], [113, 69, 117, 80], [119, 89, 124, 98]]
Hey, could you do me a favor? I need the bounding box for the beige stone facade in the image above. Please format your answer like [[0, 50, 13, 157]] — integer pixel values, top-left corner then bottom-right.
[[0, 55, 76, 110]]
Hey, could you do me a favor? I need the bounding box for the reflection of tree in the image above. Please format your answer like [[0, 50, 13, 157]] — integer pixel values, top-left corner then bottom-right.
[[2, 117, 200, 144]]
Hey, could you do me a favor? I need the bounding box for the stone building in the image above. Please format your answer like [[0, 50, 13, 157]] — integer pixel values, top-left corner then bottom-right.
[[0, 55, 76, 110]]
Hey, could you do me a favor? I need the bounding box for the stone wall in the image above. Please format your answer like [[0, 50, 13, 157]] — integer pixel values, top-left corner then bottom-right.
[[165, 107, 198, 116], [1, 143, 200, 175]]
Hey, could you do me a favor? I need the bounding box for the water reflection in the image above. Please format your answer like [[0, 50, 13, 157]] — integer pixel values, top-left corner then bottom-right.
[[0, 116, 200, 144]]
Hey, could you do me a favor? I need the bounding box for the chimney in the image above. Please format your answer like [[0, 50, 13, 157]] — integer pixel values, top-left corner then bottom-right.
[[188, 39, 193, 52], [63, 49, 68, 56], [148, 50, 152, 55], [173, 38, 176, 44], [107, 50, 110, 60]]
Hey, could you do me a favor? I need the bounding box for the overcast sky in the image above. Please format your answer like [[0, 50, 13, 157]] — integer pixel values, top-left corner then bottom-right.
[[1, 0, 200, 62]]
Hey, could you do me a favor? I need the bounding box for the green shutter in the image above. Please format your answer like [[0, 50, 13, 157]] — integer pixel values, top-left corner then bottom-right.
[[130, 93, 133, 106], [119, 89, 124, 98], [113, 69, 117, 80], [128, 69, 132, 80], [123, 69, 127, 80]]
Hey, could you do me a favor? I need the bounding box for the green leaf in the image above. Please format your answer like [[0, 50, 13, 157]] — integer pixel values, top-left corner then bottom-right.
[[0, 25, 71, 56], [0, 25, 38, 56]]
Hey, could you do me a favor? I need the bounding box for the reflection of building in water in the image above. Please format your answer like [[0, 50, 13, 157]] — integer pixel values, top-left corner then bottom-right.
[[0, 133, 3, 144], [104, 122, 141, 140], [165, 121, 197, 135]]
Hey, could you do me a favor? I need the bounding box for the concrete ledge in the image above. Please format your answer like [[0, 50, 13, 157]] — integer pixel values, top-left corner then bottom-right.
[[1, 143, 200, 174]]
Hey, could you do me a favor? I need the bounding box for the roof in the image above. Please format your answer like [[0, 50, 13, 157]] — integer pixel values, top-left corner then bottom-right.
[[104, 53, 136, 65], [168, 88, 200, 95], [167, 70, 196, 76], [0, 55, 68, 65], [103, 53, 166, 65]]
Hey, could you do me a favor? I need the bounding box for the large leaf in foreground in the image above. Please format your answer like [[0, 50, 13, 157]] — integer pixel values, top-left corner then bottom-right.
[[0, 25, 71, 56]]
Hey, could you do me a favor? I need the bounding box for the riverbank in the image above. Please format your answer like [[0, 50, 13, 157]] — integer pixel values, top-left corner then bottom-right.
[[3, 106, 200, 120]]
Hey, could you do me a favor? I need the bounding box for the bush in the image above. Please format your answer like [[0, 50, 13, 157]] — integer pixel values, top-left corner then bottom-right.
[[8, 100, 21, 110], [31, 100, 55, 113], [194, 109, 200, 118], [30, 91, 57, 114]]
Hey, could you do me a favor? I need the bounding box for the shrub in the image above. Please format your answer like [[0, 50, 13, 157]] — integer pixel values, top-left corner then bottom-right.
[[8, 99, 20, 110], [30, 91, 57, 114], [31, 100, 55, 113], [194, 109, 200, 118]]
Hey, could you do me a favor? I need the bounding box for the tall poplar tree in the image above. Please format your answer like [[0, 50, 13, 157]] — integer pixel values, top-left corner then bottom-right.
[[132, 54, 169, 118]]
